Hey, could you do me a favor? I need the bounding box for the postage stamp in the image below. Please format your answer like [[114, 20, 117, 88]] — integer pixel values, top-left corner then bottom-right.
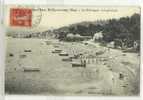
[[10, 8, 32, 27]]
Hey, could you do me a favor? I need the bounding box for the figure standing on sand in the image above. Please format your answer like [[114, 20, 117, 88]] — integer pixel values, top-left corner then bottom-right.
[[80, 58, 86, 68], [83, 60, 86, 68]]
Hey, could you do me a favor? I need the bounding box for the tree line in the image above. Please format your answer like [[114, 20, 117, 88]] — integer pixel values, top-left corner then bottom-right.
[[54, 13, 140, 49]]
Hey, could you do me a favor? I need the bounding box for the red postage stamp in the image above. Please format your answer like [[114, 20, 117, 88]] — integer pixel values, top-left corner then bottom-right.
[[10, 8, 32, 27]]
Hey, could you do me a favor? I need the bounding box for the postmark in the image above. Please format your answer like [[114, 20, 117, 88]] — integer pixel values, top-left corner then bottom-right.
[[31, 8, 42, 28]]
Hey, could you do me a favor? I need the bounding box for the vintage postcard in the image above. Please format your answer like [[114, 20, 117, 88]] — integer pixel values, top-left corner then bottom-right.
[[4, 5, 140, 96]]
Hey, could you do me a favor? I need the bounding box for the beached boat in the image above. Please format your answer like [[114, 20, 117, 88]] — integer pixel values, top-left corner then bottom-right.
[[23, 67, 40, 72], [71, 61, 86, 68], [24, 49, 32, 52], [59, 52, 69, 56], [52, 49, 62, 53], [62, 58, 72, 61]]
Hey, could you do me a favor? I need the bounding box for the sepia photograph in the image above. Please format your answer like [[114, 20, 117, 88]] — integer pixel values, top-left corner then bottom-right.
[[4, 6, 140, 96]]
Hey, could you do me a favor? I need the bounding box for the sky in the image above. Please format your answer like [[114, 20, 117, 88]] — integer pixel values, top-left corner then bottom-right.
[[4, 6, 140, 33]]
